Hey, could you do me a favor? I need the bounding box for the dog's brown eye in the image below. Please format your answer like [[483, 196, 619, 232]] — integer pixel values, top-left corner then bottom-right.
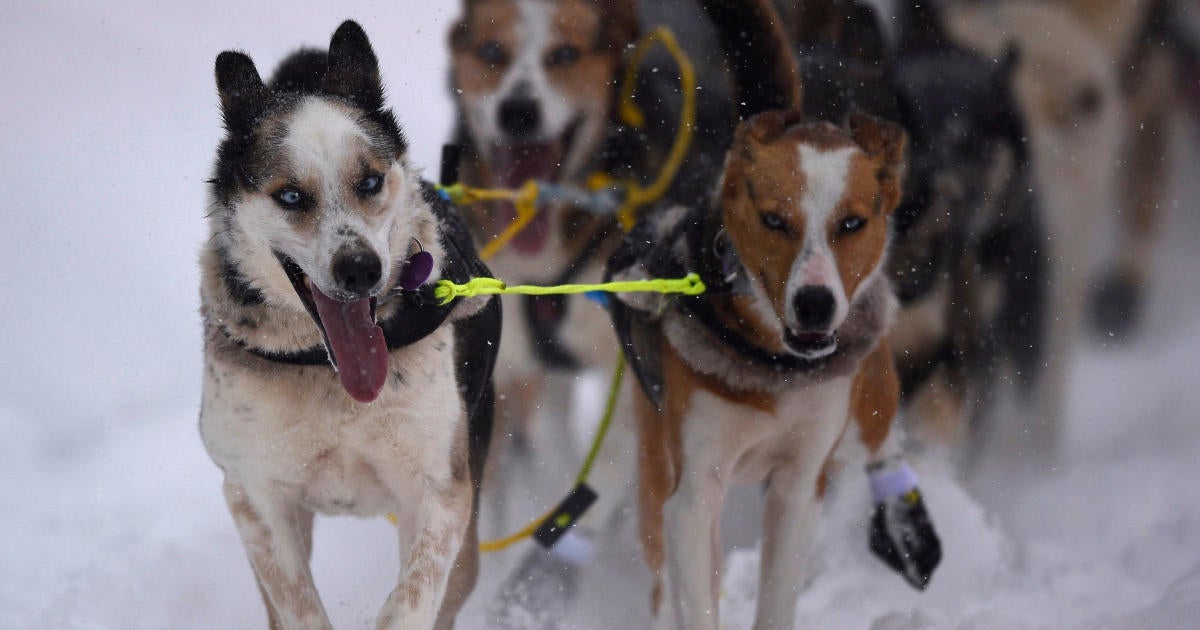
[[357, 173, 384, 197], [477, 41, 507, 66], [272, 187, 311, 211], [839, 215, 867, 234], [546, 44, 581, 67], [760, 211, 789, 234]]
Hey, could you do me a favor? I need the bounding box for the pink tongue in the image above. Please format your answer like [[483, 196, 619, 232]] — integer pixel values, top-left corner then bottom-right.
[[492, 142, 558, 255], [496, 201, 551, 254], [310, 287, 388, 403]]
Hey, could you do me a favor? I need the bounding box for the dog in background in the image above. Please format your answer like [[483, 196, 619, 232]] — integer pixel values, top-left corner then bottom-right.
[[445, 3, 646, 555], [943, 0, 1125, 462], [447, 0, 638, 422], [199, 21, 498, 629], [1059, 0, 1199, 336]]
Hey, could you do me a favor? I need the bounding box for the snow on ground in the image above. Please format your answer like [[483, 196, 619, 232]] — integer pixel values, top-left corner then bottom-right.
[[2, 2, 1199, 628]]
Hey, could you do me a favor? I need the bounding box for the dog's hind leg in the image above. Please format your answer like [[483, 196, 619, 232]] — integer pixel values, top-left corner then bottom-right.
[[223, 479, 329, 630]]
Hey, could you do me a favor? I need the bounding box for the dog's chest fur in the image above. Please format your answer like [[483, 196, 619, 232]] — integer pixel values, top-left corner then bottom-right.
[[199, 324, 464, 517], [685, 377, 854, 484]]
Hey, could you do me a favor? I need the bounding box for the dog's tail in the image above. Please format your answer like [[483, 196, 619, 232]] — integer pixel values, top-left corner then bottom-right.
[[269, 48, 328, 94], [698, 0, 801, 119]]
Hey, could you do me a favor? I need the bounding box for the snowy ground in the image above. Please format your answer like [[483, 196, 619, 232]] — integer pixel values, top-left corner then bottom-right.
[[3, 1, 1200, 628]]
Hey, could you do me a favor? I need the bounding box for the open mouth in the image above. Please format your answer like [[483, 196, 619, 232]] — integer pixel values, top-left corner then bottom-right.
[[784, 329, 839, 359], [489, 117, 584, 256], [277, 253, 388, 403]]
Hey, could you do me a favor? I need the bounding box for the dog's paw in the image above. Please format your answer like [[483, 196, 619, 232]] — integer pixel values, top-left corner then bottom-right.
[[869, 488, 942, 591], [486, 533, 589, 629]]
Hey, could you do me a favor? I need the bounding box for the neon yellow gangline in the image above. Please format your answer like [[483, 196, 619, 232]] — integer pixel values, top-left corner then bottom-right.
[[434, 273, 705, 305]]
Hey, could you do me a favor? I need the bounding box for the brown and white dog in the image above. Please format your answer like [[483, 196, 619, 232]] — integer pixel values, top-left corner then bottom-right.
[[611, 109, 934, 630], [199, 21, 498, 629], [445, 0, 643, 533]]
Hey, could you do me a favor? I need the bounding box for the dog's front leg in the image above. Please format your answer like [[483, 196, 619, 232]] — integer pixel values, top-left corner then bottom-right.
[[754, 462, 825, 630], [660, 440, 728, 630], [223, 479, 330, 630], [378, 477, 473, 630]]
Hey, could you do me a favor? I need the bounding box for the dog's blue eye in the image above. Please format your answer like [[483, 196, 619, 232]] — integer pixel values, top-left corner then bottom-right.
[[760, 211, 789, 233], [272, 188, 308, 210], [840, 215, 867, 234], [546, 44, 581, 67], [357, 174, 384, 196], [477, 41, 507, 66]]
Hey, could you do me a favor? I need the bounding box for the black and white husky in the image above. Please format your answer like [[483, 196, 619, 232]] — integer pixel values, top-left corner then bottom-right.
[[198, 20, 499, 629]]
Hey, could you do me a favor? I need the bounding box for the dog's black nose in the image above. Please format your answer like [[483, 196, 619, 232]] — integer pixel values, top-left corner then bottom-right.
[[793, 286, 836, 330], [498, 96, 541, 138], [332, 250, 382, 297]]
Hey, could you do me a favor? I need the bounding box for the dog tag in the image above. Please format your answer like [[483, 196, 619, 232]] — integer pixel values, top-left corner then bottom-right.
[[532, 483, 598, 549], [399, 251, 433, 291]]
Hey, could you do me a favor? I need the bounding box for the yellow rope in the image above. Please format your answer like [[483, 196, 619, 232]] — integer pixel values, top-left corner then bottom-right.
[[437, 25, 698, 256], [611, 26, 697, 230], [474, 180, 540, 261], [478, 506, 560, 554], [478, 352, 627, 553], [576, 352, 625, 486], [433, 273, 706, 305]]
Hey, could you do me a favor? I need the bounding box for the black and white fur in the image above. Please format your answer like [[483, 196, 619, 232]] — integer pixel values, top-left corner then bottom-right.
[[199, 21, 497, 630]]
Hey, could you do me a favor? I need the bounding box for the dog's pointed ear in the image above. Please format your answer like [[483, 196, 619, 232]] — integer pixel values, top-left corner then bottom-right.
[[741, 109, 806, 145], [215, 51, 269, 130], [848, 112, 906, 214], [322, 20, 385, 111]]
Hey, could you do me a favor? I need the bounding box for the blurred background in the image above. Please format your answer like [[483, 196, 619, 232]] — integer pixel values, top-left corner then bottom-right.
[[2, 0, 1199, 628]]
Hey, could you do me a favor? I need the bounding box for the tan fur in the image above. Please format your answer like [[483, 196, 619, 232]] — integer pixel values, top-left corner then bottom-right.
[[719, 113, 903, 333], [850, 338, 898, 455]]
